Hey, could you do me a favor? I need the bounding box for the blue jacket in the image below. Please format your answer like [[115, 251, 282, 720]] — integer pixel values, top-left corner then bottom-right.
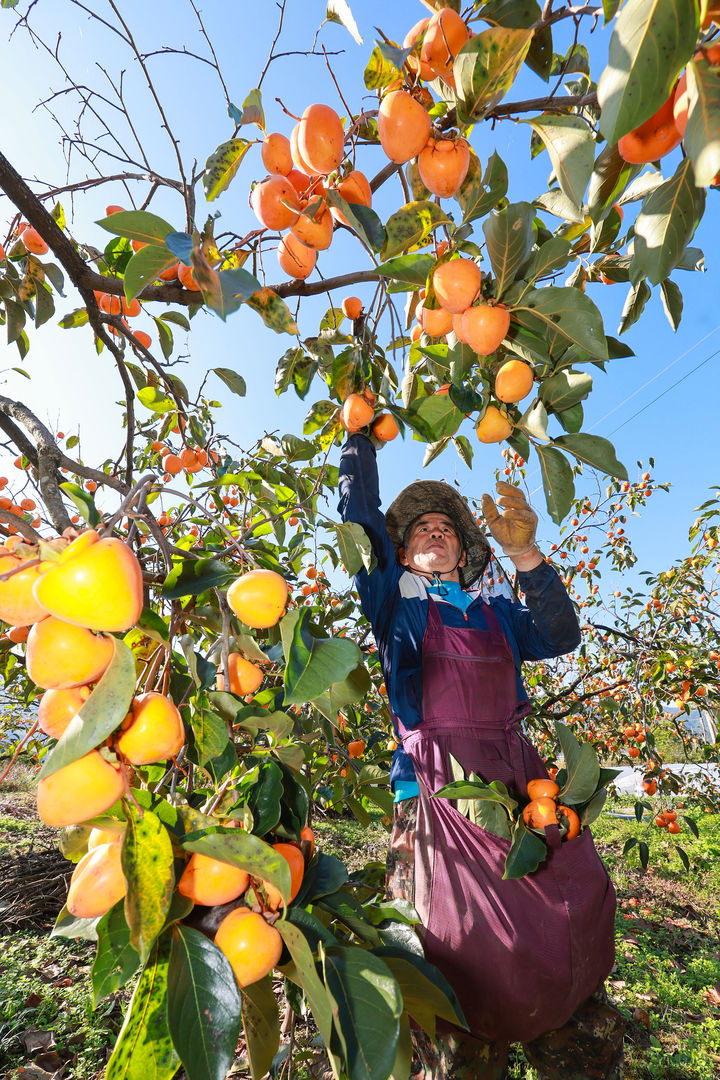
[[337, 434, 582, 789]]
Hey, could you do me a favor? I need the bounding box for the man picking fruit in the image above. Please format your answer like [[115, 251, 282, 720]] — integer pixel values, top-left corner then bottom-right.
[[338, 430, 625, 1080]]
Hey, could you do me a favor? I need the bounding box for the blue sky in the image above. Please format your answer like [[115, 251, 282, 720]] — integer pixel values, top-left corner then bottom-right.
[[1, 0, 718, 586]]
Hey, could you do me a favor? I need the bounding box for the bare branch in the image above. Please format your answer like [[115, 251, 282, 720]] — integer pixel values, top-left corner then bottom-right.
[[0, 511, 42, 543]]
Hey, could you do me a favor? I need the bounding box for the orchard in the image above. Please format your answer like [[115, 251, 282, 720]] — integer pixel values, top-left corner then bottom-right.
[[1, 1, 720, 1079]]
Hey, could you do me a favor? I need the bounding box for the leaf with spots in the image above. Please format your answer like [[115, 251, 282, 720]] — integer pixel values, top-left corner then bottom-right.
[[454, 27, 533, 125], [456, 150, 508, 226], [105, 932, 179, 1080], [203, 138, 253, 201], [122, 805, 175, 965], [168, 924, 243, 1080], [380, 202, 452, 262], [241, 974, 281, 1080], [522, 115, 595, 210], [513, 286, 608, 359], [246, 287, 298, 334], [482, 201, 535, 297]]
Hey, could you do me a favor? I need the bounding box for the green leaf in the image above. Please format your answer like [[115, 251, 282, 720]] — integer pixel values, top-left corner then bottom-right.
[[92, 902, 140, 1006], [376, 952, 466, 1039], [503, 819, 547, 879], [168, 925, 243, 1080], [37, 639, 136, 779], [479, 0, 552, 80], [180, 828, 291, 902], [281, 608, 361, 706], [334, 521, 377, 576], [523, 116, 595, 209], [124, 245, 177, 303], [632, 158, 705, 286], [105, 933, 179, 1080], [241, 975, 281, 1080], [518, 399, 548, 441], [535, 444, 575, 524], [407, 393, 464, 441], [660, 278, 683, 331], [618, 278, 651, 335], [524, 236, 572, 282], [59, 481, 100, 527], [162, 557, 233, 599], [374, 253, 435, 288], [98, 210, 175, 245], [325, 190, 385, 251], [277, 921, 335, 1053], [51, 906, 100, 941], [188, 708, 231, 768], [683, 58, 720, 187], [363, 45, 401, 90], [313, 663, 372, 722], [322, 946, 403, 1080], [59, 307, 90, 329], [557, 401, 583, 434], [122, 805, 175, 965], [513, 286, 608, 359], [553, 432, 627, 480], [138, 386, 175, 413], [539, 369, 592, 412], [597, 0, 698, 144], [482, 201, 535, 297], [580, 787, 608, 828], [456, 150, 509, 225], [381, 202, 451, 262], [587, 142, 642, 224], [213, 367, 246, 397], [326, 0, 363, 44], [242, 760, 283, 836], [246, 287, 298, 334], [555, 721, 601, 804], [454, 28, 533, 124], [203, 138, 253, 202]]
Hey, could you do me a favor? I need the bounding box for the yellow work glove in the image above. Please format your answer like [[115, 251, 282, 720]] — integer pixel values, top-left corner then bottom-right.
[[480, 481, 538, 558]]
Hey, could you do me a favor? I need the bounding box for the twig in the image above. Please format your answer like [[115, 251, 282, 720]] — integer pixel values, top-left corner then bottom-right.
[[0, 721, 40, 786]]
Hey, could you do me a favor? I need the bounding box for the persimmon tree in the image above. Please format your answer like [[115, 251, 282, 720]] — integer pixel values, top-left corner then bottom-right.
[[2, 1, 720, 1078]]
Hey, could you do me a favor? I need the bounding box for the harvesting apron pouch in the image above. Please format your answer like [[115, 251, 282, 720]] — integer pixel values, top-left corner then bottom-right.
[[397, 600, 616, 1045]]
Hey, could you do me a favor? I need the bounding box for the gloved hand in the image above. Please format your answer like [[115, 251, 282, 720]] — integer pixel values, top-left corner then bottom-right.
[[480, 481, 538, 557]]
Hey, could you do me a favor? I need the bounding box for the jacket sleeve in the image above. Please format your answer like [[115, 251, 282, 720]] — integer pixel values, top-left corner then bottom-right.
[[496, 560, 581, 662], [337, 433, 401, 631]]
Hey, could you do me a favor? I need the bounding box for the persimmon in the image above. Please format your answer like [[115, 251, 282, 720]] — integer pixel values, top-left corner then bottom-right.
[[348, 739, 365, 758], [290, 123, 315, 176], [557, 805, 581, 840], [297, 104, 345, 175], [461, 303, 510, 355], [421, 7, 469, 85], [290, 198, 333, 250], [227, 569, 288, 628], [342, 296, 363, 319], [0, 547, 49, 626], [277, 233, 317, 280], [105, 204, 125, 216], [331, 170, 372, 225], [418, 138, 470, 198], [115, 692, 185, 765], [26, 616, 114, 690], [158, 263, 179, 281], [451, 312, 469, 343], [403, 17, 434, 81], [418, 301, 454, 338], [526, 778, 559, 801], [6, 625, 29, 643], [22, 227, 49, 255], [617, 93, 683, 164], [263, 841, 305, 910], [177, 262, 201, 291], [33, 529, 143, 633], [475, 405, 512, 444], [341, 393, 375, 432], [300, 825, 315, 858], [663, 809, 677, 822], [38, 685, 92, 739], [372, 413, 400, 442], [37, 750, 125, 826], [642, 779, 658, 796], [251, 175, 301, 230], [667, 821, 681, 834], [67, 841, 127, 918], [164, 453, 183, 476], [378, 90, 431, 164], [121, 296, 141, 317], [88, 821, 126, 849], [495, 359, 534, 404], [223, 653, 264, 695], [654, 814, 668, 827], [178, 852, 250, 907], [261, 132, 293, 176], [286, 167, 314, 195], [673, 73, 689, 138], [522, 797, 558, 830], [0, 243, 5, 261], [433, 258, 482, 313], [214, 907, 283, 987]]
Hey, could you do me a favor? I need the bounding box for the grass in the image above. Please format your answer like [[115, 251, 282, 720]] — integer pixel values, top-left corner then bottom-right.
[[1, 767, 719, 1080]]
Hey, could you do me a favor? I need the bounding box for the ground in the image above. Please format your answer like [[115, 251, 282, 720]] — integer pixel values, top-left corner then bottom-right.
[[1, 765, 719, 1080]]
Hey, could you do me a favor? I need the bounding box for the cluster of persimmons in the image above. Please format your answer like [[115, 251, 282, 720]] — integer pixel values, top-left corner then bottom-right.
[[522, 778, 581, 840], [0, 524, 316, 987]]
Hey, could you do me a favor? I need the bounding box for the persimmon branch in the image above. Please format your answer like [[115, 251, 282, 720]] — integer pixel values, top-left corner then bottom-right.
[[486, 92, 598, 121], [0, 511, 41, 543], [271, 269, 382, 299]]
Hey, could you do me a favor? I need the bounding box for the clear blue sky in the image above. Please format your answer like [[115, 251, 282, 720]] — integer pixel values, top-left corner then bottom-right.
[[1, 0, 717, 585]]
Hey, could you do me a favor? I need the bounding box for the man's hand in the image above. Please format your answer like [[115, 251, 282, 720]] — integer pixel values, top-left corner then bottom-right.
[[481, 481, 538, 559]]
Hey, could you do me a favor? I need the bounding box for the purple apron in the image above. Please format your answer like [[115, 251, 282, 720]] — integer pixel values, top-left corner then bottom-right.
[[397, 599, 616, 1044]]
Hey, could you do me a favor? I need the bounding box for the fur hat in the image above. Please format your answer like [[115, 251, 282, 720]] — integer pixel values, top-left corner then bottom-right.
[[385, 480, 491, 588]]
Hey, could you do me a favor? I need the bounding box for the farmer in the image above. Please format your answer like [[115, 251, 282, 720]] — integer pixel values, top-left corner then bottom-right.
[[338, 431, 626, 1080]]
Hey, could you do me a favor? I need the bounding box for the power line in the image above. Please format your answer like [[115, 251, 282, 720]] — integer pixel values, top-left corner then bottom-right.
[[607, 345, 720, 435]]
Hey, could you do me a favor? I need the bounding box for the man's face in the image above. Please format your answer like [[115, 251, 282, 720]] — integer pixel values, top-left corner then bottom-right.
[[399, 512, 467, 580]]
